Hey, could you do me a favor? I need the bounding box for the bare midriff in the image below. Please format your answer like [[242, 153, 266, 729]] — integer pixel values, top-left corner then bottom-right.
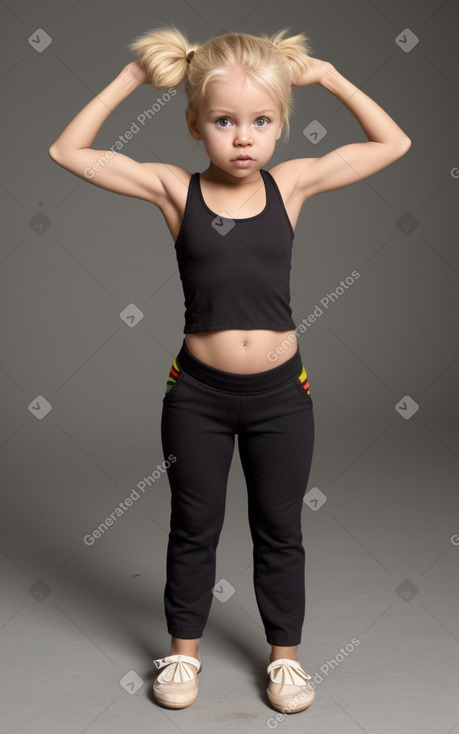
[[185, 329, 298, 374]]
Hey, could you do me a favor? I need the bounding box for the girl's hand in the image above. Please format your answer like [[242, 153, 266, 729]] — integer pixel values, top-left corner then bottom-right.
[[124, 61, 149, 86], [292, 58, 334, 87]]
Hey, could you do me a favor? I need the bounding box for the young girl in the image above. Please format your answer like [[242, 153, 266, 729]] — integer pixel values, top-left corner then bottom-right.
[[48, 26, 410, 713]]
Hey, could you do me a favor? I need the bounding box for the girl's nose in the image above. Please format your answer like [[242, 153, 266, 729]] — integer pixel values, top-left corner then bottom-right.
[[234, 126, 253, 145]]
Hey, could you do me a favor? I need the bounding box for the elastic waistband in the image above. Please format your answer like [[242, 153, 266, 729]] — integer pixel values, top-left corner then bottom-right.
[[176, 339, 303, 392]]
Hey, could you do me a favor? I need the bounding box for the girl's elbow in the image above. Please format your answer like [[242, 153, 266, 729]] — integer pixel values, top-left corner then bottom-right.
[[399, 135, 412, 155], [48, 145, 70, 168], [48, 144, 60, 161], [388, 136, 411, 163]]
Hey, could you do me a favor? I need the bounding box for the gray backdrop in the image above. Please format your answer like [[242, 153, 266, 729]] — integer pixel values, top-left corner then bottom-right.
[[1, 1, 458, 733]]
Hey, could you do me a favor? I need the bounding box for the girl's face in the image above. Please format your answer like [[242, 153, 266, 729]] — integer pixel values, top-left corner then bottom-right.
[[186, 67, 283, 179]]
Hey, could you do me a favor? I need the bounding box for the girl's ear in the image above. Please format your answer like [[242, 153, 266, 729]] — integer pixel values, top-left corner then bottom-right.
[[275, 124, 283, 141], [186, 107, 202, 140]]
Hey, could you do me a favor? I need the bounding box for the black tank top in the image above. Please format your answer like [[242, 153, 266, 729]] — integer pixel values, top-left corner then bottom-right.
[[174, 168, 296, 334]]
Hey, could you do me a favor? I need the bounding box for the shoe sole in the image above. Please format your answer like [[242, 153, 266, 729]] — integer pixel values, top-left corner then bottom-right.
[[266, 690, 314, 713], [153, 695, 197, 709]]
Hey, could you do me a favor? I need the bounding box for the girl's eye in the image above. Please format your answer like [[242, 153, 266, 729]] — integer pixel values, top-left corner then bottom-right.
[[215, 117, 270, 128]]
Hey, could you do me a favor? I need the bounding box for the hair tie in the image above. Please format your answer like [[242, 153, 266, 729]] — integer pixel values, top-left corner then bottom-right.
[[186, 50, 195, 64]]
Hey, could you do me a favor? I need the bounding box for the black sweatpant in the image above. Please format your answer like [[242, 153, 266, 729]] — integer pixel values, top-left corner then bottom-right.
[[160, 339, 314, 646]]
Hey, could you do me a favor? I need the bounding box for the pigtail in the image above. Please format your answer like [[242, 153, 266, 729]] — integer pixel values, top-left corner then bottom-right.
[[128, 25, 200, 89], [268, 28, 313, 86]]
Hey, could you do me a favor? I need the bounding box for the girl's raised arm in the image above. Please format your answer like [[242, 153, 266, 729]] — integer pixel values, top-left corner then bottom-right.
[[48, 62, 168, 205], [290, 59, 411, 199]]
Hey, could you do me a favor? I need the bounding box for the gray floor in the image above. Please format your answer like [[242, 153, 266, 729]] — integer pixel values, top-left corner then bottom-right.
[[1, 416, 458, 734]]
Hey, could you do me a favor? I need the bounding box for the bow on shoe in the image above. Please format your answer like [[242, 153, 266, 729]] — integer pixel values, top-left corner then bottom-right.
[[267, 658, 312, 686], [153, 655, 198, 683]]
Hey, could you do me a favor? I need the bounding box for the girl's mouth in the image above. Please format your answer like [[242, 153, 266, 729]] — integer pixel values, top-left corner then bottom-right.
[[233, 156, 254, 166]]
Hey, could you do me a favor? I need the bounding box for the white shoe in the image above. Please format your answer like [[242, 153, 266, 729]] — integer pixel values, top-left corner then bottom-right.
[[152, 654, 202, 709], [266, 658, 315, 713]]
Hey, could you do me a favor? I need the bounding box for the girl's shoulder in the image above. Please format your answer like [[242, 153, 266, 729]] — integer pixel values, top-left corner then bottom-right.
[[267, 158, 310, 186], [148, 163, 193, 199], [140, 163, 194, 212], [266, 159, 316, 231], [267, 159, 311, 202]]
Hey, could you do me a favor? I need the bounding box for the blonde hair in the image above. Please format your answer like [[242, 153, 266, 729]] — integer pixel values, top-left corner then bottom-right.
[[129, 25, 313, 142]]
